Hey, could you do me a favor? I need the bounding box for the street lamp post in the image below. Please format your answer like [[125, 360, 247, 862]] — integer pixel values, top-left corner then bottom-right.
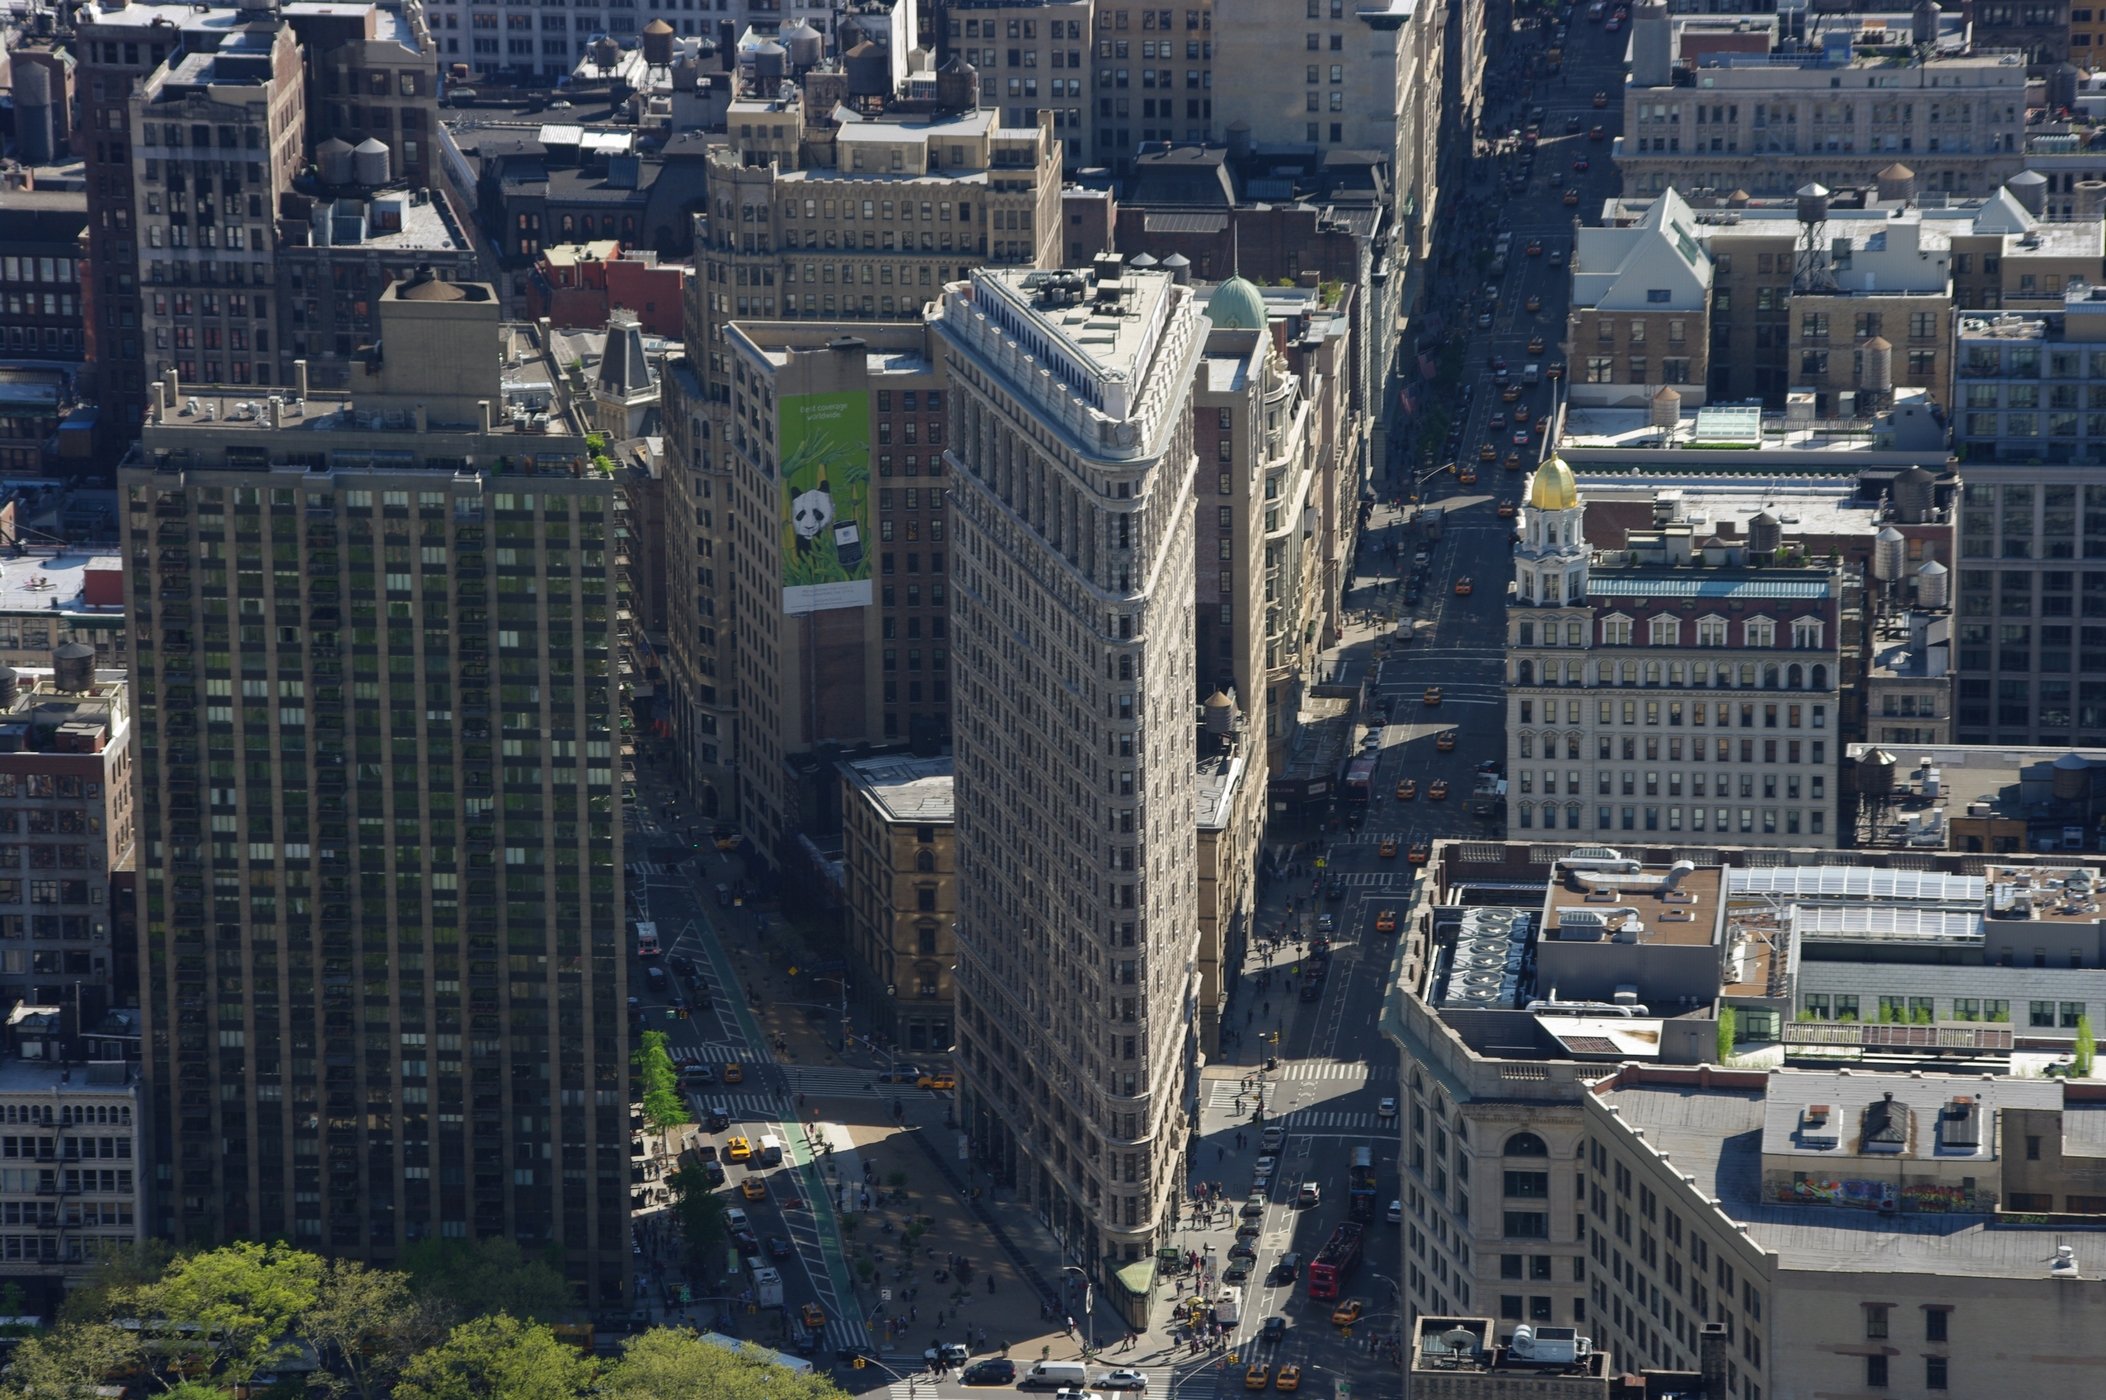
[[1061, 1264, 1095, 1359]]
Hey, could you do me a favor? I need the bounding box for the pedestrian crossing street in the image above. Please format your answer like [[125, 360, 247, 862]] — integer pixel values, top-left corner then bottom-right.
[[1279, 1108, 1390, 1133], [1314, 868, 1418, 887], [882, 1362, 1176, 1396], [625, 859, 686, 878], [670, 1041, 760, 1064], [1280, 1059, 1397, 1082], [683, 1091, 782, 1123]]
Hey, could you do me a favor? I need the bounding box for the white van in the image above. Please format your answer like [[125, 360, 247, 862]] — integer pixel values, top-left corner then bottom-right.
[[1021, 1360, 1090, 1390], [1524, 363, 1541, 386], [634, 921, 660, 957], [758, 1133, 784, 1166], [1214, 1291, 1243, 1327]]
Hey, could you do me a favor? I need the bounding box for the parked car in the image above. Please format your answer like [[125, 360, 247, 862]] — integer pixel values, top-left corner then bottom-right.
[[961, 1359, 1016, 1386]]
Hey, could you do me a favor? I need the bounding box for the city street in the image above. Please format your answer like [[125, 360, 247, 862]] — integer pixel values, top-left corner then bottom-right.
[[1130, 6, 1641, 1395], [607, 10, 1634, 1396]]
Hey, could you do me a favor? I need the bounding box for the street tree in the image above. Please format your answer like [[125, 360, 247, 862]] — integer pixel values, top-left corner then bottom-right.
[[392, 1315, 597, 1400], [300, 1259, 448, 1400], [596, 1328, 850, 1399], [632, 1029, 685, 1129], [126, 1241, 323, 1386], [402, 1239, 572, 1324], [664, 1163, 729, 1271], [0, 1321, 141, 1400]]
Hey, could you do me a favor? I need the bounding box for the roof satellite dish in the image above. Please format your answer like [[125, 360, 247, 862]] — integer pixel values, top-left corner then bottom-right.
[[1442, 1327, 1479, 1351]]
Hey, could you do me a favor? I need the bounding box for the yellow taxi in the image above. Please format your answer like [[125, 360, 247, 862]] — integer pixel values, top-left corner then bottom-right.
[[1409, 838, 1431, 866], [917, 1072, 957, 1092], [1478, 442, 1497, 462], [1379, 836, 1399, 859], [1527, 333, 1546, 354], [1524, 294, 1542, 314], [726, 1136, 753, 1162], [1277, 1365, 1303, 1392], [1459, 465, 1479, 486], [1437, 729, 1457, 752], [1375, 908, 1399, 933], [722, 1062, 744, 1084], [1244, 1363, 1272, 1391], [1501, 382, 1521, 403], [741, 1175, 768, 1201], [1395, 778, 1416, 800], [801, 1302, 827, 1331], [1331, 1298, 1365, 1327], [1498, 501, 1517, 518], [1430, 779, 1450, 800], [1454, 577, 1474, 596], [1423, 687, 1443, 706]]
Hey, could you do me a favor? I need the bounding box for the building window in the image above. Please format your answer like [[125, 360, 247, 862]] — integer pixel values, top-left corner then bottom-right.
[[1866, 1355, 1888, 1388], [1925, 1356, 1947, 1391], [1865, 1304, 1889, 1339], [1924, 1308, 1949, 1342]]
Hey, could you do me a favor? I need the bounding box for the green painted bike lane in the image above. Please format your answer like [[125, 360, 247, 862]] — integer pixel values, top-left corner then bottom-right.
[[688, 908, 869, 1351]]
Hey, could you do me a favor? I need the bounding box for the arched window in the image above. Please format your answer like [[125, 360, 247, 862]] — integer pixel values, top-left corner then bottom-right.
[[1566, 801, 1583, 828], [1787, 663, 1804, 689], [915, 849, 936, 873], [1812, 664, 1829, 690], [1520, 733, 1534, 758], [1763, 663, 1780, 689], [1517, 659, 1535, 685], [1505, 1131, 1550, 1157]]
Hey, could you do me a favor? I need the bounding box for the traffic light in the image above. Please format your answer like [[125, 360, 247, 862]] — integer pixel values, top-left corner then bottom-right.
[[678, 1008, 690, 1020], [853, 1358, 867, 1370]]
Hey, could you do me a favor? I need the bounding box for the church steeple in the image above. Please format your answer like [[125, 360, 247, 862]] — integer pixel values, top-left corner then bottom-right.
[[1516, 457, 1588, 606]]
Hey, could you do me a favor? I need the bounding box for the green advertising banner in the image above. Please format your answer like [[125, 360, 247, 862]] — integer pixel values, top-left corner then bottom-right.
[[779, 390, 873, 615]]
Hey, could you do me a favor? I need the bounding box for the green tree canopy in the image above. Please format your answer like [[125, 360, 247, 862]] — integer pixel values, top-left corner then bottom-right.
[[0, 1321, 141, 1400], [632, 1029, 685, 1130], [664, 1163, 729, 1274], [127, 1241, 323, 1385], [596, 1328, 850, 1399], [300, 1259, 448, 1400], [402, 1239, 573, 1324], [393, 1315, 596, 1400]]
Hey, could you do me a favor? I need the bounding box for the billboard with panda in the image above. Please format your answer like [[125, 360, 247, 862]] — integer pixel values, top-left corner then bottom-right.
[[778, 391, 874, 615]]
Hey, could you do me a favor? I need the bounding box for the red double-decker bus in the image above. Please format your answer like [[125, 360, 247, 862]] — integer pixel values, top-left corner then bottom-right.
[[1306, 1221, 1364, 1300]]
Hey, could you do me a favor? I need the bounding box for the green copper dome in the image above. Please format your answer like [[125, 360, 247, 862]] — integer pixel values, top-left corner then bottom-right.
[[1206, 276, 1268, 331]]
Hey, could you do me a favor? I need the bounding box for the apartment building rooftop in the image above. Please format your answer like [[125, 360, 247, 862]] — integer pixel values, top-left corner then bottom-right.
[[841, 752, 955, 824], [1594, 1068, 2106, 1279], [1558, 390, 1954, 468], [1847, 742, 2106, 851], [292, 188, 465, 253], [0, 665, 128, 754], [0, 553, 122, 621], [954, 260, 1186, 428], [1572, 476, 1886, 541], [1411, 1317, 1607, 1384], [1197, 744, 1248, 831], [1547, 857, 1722, 948]]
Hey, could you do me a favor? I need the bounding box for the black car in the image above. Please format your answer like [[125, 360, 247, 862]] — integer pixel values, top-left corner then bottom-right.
[[1223, 1257, 1253, 1283], [766, 1235, 793, 1259], [731, 1228, 759, 1254], [1269, 1253, 1302, 1285], [961, 1359, 1016, 1386], [1262, 1316, 1288, 1345]]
